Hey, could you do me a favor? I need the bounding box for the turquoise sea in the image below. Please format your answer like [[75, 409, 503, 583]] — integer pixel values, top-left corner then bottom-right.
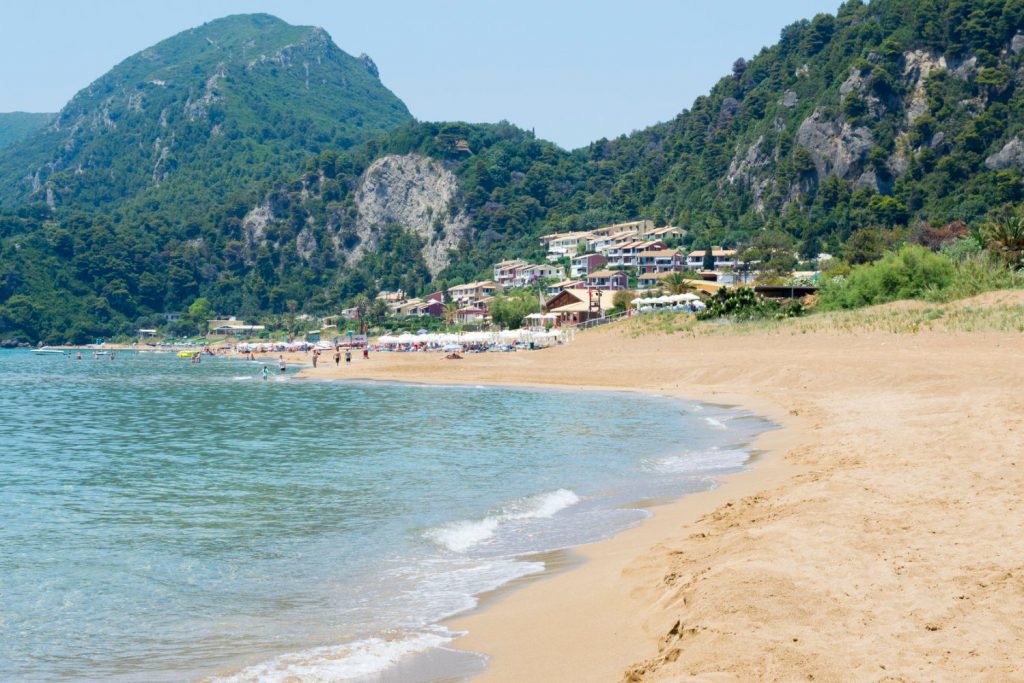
[[0, 349, 767, 681]]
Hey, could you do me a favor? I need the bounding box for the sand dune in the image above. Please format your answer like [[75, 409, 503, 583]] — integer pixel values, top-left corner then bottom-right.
[[300, 291, 1024, 681]]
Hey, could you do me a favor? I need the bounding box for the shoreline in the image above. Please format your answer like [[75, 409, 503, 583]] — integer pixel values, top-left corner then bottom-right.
[[291, 292, 1024, 681], [290, 341, 804, 681], [445, 390, 799, 682]]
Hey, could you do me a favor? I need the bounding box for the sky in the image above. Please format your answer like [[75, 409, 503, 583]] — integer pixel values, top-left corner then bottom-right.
[[0, 0, 841, 149]]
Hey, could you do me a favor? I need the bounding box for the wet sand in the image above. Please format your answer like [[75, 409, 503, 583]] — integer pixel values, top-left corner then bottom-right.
[[297, 291, 1024, 681]]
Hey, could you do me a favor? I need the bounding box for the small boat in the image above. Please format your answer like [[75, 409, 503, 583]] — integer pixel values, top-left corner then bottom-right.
[[176, 350, 199, 358], [33, 347, 68, 355]]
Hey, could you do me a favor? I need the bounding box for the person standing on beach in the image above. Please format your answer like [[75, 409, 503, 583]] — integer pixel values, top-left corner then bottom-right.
[[312, 348, 319, 369], [334, 348, 340, 366], [362, 346, 369, 360], [344, 348, 351, 365]]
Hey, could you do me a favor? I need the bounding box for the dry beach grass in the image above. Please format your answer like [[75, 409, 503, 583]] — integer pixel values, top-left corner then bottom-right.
[[299, 291, 1024, 682]]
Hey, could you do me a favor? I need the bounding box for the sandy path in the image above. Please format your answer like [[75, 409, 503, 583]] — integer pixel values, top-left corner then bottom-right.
[[296, 294, 1024, 681]]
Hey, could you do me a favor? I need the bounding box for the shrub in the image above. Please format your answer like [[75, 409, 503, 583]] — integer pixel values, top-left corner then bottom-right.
[[817, 245, 954, 310], [696, 287, 790, 321], [939, 253, 1024, 301], [611, 289, 635, 313], [939, 236, 983, 263]]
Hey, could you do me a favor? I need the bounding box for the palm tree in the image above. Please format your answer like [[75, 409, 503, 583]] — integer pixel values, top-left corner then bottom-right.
[[982, 209, 1024, 267], [443, 301, 459, 325], [661, 271, 697, 295]]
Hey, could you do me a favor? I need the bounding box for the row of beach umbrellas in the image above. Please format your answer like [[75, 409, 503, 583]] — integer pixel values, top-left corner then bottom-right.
[[631, 293, 702, 306], [377, 330, 561, 345]]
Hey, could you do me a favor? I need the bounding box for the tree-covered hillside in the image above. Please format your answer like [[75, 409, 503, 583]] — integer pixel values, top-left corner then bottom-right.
[[0, 13, 411, 219], [0, 113, 54, 150], [3, 0, 1024, 344]]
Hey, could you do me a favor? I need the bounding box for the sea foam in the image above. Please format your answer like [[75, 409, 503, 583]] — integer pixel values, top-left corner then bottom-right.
[[426, 489, 580, 552], [209, 630, 456, 683], [646, 448, 750, 474]]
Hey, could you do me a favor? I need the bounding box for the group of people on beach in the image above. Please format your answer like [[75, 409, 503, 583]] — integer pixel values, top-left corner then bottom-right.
[[258, 344, 367, 380], [310, 346, 357, 368]]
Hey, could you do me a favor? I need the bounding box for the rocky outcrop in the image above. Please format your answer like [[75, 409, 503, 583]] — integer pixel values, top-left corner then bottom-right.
[[295, 226, 317, 260], [725, 136, 774, 212], [242, 201, 273, 248], [349, 154, 471, 275], [184, 65, 225, 121], [902, 50, 947, 124], [358, 53, 380, 79], [796, 110, 874, 181], [985, 137, 1024, 170]]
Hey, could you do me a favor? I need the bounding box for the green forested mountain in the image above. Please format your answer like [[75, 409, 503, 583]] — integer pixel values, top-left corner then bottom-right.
[[0, 13, 410, 215], [0, 113, 54, 150], [3, 0, 1024, 343]]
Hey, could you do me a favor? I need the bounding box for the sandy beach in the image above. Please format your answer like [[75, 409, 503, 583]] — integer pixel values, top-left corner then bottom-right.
[[295, 291, 1024, 681]]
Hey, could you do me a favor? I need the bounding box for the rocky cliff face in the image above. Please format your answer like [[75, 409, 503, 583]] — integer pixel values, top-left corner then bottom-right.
[[348, 154, 470, 275], [248, 153, 472, 277], [986, 137, 1024, 170], [796, 110, 875, 184], [725, 44, 1001, 207]]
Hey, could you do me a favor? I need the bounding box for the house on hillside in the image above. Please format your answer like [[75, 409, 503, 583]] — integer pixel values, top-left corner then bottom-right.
[[637, 271, 674, 290], [638, 225, 684, 242], [587, 230, 639, 254], [517, 263, 564, 285], [492, 259, 528, 282], [494, 262, 564, 288], [585, 269, 629, 291], [493, 261, 528, 287], [605, 240, 665, 268], [570, 253, 607, 278], [393, 298, 444, 318], [545, 279, 584, 297], [686, 247, 737, 271], [539, 231, 592, 260], [588, 219, 654, 238], [636, 248, 684, 274], [449, 281, 500, 305]]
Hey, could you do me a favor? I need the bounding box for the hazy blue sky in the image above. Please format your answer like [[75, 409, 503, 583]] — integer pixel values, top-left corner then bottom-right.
[[0, 0, 840, 149]]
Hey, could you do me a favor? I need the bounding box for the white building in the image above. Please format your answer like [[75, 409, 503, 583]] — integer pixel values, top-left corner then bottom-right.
[[539, 231, 593, 260]]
